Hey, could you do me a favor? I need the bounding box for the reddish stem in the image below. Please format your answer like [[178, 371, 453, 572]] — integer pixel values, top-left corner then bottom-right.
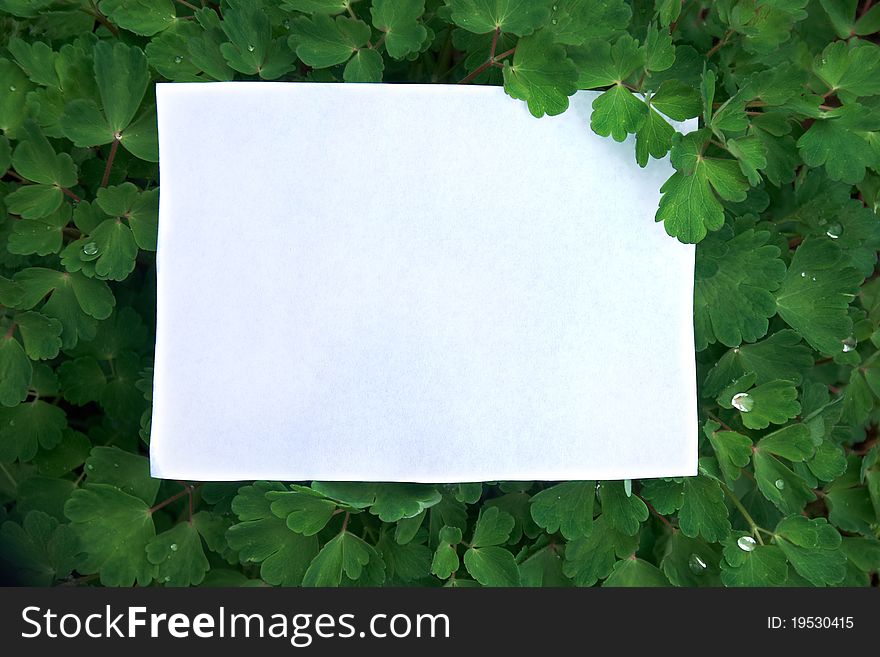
[[101, 137, 120, 188]]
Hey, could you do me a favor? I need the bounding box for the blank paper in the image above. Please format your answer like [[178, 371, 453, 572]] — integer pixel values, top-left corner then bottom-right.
[[150, 82, 698, 482]]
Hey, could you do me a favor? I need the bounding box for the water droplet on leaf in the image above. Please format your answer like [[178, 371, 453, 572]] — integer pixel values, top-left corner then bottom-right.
[[774, 478, 785, 490], [174, 56, 183, 64], [688, 554, 707, 574], [9, 85, 15, 91], [737, 536, 757, 552], [800, 271, 806, 277], [731, 392, 753, 412], [247, 44, 255, 52], [82, 242, 98, 256], [86, 464, 94, 470], [826, 223, 843, 239], [842, 336, 857, 353], [170, 543, 178, 551], [551, 18, 558, 24]]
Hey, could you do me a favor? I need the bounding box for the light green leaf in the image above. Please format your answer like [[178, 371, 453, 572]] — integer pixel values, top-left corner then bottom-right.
[[502, 30, 578, 117], [146, 522, 210, 587]]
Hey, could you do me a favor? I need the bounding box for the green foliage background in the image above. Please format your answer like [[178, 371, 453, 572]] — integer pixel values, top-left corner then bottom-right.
[[1, 0, 880, 588]]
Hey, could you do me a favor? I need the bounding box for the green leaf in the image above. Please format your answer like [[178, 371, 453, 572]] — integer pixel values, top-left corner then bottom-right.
[[267, 485, 337, 535], [431, 525, 462, 578], [757, 424, 814, 462], [463, 545, 520, 586], [227, 482, 319, 586], [0, 336, 32, 408], [57, 356, 107, 405], [302, 531, 386, 586], [703, 330, 813, 398], [11, 122, 77, 187], [310, 482, 442, 522], [813, 41, 880, 98], [83, 446, 159, 505], [661, 532, 721, 586], [562, 514, 637, 586], [8, 204, 70, 256], [502, 30, 578, 118], [447, 0, 550, 36], [650, 80, 701, 119], [219, 1, 295, 79], [15, 268, 115, 349], [93, 41, 149, 134], [723, 379, 801, 430], [0, 511, 81, 585], [289, 14, 371, 68], [635, 104, 675, 167], [343, 48, 384, 82], [602, 557, 670, 586], [796, 104, 880, 184], [470, 506, 514, 546], [0, 399, 65, 462], [694, 227, 786, 349], [572, 34, 643, 89], [146, 522, 210, 587], [64, 483, 155, 586], [776, 239, 863, 354], [720, 531, 788, 586], [753, 451, 815, 514], [370, 0, 428, 59], [775, 516, 846, 586], [591, 84, 648, 141], [529, 481, 595, 540], [678, 476, 731, 542], [96, 183, 158, 250], [599, 481, 648, 536], [99, 0, 177, 37], [14, 311, 62, 360], [546, 0, 630, 45]]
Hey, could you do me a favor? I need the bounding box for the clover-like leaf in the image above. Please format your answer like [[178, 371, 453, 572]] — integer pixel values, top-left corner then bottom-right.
[[447, 0, 550, 36], [502, 30, 577, 118], [227, 482, 319, 586], [529, 481, 595, 540], [64, 483, 156, 587], [694, 227, 786, 349], [146, 522, 210, 587]]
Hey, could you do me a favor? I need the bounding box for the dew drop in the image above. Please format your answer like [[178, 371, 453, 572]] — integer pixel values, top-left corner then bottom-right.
[[247, 44, 255, 52], [774, 478, 785, 490], [170, 543, 178, 551], [551, 18, 558, 24], [842, 336, 857, 352], [731, 392, 753, 412], [82, 242, 98, 256], [86, 464, 94, 471], [9, 85, 15, 92], [163, 576, 171, 582], [821, 58, 827, 65], [737, 536, 757, 552], [688, 553, 707, 574], [811, 276, 816, 282], [552, 4, 558, 10], [825, 222, 842, 239], [623, 479, 632, 497], [174, 55, 183, 64], [800, 271, 806, 277], [9, 420, 15, 426], [113, 462, 119, 468], [283, 19, 290, 29]]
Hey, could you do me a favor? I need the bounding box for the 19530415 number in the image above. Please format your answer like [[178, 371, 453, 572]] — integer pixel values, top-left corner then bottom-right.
[[767, 617, 855, 629]]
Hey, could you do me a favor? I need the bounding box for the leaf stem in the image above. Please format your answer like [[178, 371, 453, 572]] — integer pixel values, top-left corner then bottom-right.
[[638, 494, 675, 530], [101, 137, 120, 188], [705, 30, 732, 59], [341, 511, 350, 533], [175, 0, 199, 11], [62, 187, 82, 203], [720, 482, 764, 545], [0, 460, 17, 491], [149, 487, 190, 514]]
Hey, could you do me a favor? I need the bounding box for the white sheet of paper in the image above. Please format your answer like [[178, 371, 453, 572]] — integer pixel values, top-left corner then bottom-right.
[[150, 82, 697, 483]]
